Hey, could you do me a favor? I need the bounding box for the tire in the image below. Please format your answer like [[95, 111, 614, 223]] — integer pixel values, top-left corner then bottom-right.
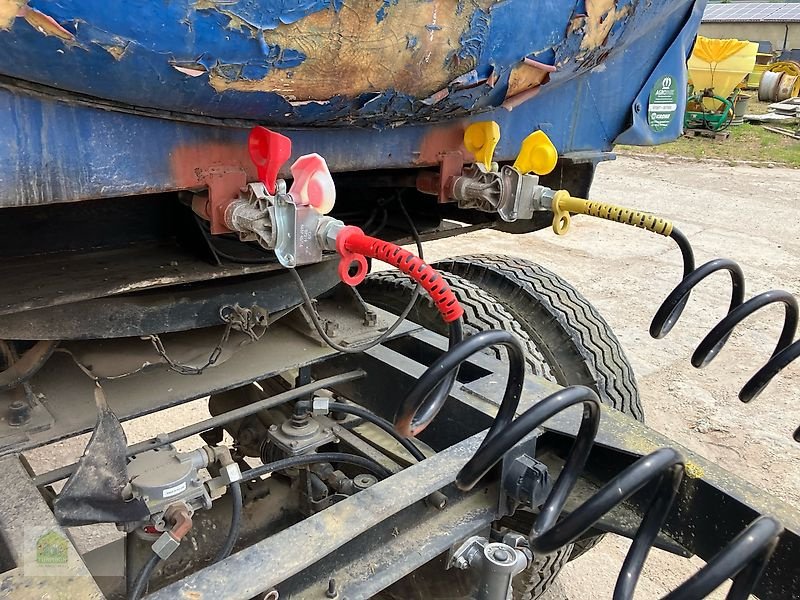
[[433, 254, 642, 561], [361, 271, 570, 599], [360, 271, 554, 380], [433, 255, 642, 421]]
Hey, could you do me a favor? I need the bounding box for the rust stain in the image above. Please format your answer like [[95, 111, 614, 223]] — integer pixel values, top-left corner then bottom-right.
[[506, 62, 550, 99], [101, 43, 130, 60], [0, 0, 24, 30], [17, 5, 75, 42], [170, 143, 257, 189], [208, 0, 494, 101], [579, 0, 629, 51], [416, 124, 472, 166]]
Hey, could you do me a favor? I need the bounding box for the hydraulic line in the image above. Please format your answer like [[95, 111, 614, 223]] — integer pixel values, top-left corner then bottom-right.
[[129, 551, 161, 600], [295, 399, 426, 462], [399, 326, 785, 598], [212, 481, 243, 563], [550, 192, 799, 441]]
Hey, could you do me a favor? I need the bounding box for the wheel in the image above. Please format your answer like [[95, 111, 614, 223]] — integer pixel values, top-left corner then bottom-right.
[[433, 254, 643, 560], [361, 271, 571, 599]]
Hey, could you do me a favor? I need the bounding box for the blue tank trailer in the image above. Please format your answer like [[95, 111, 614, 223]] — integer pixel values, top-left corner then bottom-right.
[[0, 2, 798, 599], [0, 0, 702, 206]]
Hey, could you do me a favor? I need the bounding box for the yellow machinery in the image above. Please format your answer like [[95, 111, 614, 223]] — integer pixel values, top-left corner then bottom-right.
[[686, 36, 758, 130]]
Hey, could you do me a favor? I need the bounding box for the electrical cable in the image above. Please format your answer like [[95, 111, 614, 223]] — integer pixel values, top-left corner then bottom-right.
[[398, 327, 785, 599], [244, 451, 393, 481], [129, 550, 162, 600], [211, 481, 243, 563]]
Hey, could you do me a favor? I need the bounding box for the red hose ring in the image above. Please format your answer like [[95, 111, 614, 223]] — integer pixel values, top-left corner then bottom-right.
[[338, 229, 464, 323]]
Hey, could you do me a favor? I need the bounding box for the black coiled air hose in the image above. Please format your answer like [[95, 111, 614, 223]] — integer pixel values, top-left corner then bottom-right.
[[395, 328, 784, 598], [650, 243, 800, 441], [550, 190, 798, 441]]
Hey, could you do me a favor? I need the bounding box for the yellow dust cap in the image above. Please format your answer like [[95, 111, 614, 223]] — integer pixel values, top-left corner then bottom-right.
[[514, 130, 558, 175], [463, 121, 501, 170]]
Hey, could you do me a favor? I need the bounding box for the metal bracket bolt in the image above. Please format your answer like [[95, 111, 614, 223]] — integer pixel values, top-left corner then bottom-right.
[[450, 536, 530, 600]]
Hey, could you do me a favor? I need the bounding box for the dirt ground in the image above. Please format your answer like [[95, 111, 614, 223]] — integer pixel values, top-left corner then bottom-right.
[[23, 155, 799, 598]]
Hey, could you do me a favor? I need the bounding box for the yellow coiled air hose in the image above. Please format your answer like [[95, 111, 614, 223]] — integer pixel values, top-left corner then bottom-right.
[[550, 190, 673, 237]]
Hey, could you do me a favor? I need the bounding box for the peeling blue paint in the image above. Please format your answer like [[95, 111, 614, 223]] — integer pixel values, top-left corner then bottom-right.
[[196, 0, 343, 31], [425, 24, 443, 32], [0, 0, 703, 207], [457, 9, 490, 62], [0, 0, 694, 130], [376, 0, 399, 24]]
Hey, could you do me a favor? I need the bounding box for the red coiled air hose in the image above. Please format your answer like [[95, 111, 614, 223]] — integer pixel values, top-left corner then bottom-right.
[[335, 226, 464, 323]]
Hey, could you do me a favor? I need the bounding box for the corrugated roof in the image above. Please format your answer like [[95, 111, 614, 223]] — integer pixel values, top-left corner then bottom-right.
[[703, 3, 800, 23]]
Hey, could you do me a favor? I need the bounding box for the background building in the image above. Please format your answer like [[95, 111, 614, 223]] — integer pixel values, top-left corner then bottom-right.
[[700, 3, 800, 53]]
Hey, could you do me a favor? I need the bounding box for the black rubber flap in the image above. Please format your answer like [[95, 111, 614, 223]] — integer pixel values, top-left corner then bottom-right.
[[53, 384, 149, 526]]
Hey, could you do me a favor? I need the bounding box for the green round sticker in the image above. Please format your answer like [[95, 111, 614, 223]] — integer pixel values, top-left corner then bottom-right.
[[648, 75, 678, 133]]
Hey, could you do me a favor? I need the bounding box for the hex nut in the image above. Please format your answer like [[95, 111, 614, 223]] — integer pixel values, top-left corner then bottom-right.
[[152, 532, 180, 560]]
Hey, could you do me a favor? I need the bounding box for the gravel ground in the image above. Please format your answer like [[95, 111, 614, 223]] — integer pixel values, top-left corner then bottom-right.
[[23, 155, 799, 599]]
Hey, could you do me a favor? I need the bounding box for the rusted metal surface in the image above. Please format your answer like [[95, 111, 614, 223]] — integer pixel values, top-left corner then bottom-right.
[[0, 1, 705, 206], [205, 0, 494, 101], [194, 167, 248, 235], [0, 340, 57, 391]]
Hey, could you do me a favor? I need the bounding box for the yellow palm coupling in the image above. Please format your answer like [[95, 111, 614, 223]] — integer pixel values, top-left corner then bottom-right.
[[463, 121, 501, 170], [551, 191, 674, 237], [513, 130, 558, 176]]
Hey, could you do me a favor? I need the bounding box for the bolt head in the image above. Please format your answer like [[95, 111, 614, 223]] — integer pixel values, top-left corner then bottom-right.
[[454, 556, 469, 570], [493, 548, 511, 562]]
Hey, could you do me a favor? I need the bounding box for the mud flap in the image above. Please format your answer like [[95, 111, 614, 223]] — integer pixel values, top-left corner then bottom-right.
[[614, 0, 705, 146], [53, 384, 149, 526]]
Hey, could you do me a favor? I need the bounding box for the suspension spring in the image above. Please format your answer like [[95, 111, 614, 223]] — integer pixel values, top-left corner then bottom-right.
[[396, 330, 784, 599], [651, 230, 800, 442]]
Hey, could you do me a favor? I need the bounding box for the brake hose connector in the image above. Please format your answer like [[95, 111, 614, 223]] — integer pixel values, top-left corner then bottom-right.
[[317, 221, 464, 324]]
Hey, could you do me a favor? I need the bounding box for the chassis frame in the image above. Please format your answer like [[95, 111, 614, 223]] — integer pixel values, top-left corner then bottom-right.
[[0, 323, 798, 600]]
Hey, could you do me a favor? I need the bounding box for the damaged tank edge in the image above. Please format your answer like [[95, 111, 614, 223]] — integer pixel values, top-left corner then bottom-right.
[[0, 0, 651, 124]]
